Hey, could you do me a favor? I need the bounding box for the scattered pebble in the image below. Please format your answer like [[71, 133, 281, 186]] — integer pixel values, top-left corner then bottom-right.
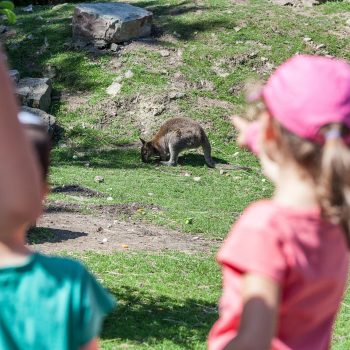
[[106, 82, 122, 96], [121, 244, 129, 249], [107, 224, 112, 228], [219, 169, 227, 175], [94, 176, 104, 183], [234, 26, 242, 32], [303, 37, 312, 42], [160, 49, 171, 57], [102, 237, 108, 243], [168, 91, 186, 100], [316, 44, 325, 50], [262, 178, 266, 183], [124, 70, 134, 79], [193, 176, 201, 182], [261, 57, 268, 62], [192, 236, 200, 241], [97, 226, 103, 232], [22, 4, 33, 12], [72, 155, 78, 160], [110, 43, 119, 52], [107, 196, 113, 201], [84, 162, 90, 167]]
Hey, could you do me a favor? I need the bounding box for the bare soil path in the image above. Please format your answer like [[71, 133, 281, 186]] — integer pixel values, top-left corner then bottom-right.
[[29, 211, 219, 254]]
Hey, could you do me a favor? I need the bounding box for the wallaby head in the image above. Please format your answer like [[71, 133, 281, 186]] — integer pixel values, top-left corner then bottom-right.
[[140, 138, 160, 163]]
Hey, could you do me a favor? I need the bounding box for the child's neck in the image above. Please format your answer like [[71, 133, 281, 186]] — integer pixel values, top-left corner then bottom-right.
[[0, 225, 32, 268], [273, 161, 318, 209]]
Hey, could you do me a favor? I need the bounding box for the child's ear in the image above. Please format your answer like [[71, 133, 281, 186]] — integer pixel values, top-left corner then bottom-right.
[[262, 113, 278, 141]]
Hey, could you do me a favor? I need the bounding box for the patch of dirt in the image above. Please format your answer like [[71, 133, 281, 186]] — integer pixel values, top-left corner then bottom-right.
[[61, 92, 91, 113], [197, 97, 235, 111], [29, 212, 217, 253]]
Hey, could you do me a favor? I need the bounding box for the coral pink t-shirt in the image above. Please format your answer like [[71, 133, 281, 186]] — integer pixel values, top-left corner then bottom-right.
[[208, 200, 349, 350]]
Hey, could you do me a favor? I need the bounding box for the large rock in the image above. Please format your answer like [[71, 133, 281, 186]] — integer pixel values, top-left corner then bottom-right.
[[21, 106, 58, 137], [16, 78, 52, 112], [72, 3, 153, 45]]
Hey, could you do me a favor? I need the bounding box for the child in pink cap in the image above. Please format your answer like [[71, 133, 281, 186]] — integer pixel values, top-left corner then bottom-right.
[[208, 54, 350, 350]]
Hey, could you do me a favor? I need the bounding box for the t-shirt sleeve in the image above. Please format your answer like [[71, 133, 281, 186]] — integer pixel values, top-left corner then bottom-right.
[[76, 267, 116, 346], [218, 202, 288, 284]]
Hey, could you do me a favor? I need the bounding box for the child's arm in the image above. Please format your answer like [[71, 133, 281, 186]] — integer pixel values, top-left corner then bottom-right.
[[80, 338, 99, 350], [223, 273, 280, 350], [0, 54, 42, 229]]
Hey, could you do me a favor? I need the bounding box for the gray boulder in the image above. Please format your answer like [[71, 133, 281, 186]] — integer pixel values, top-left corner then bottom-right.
[[20, 106, 58, 136], [16, 78, 52, 112], [72, 2, 153, 46]]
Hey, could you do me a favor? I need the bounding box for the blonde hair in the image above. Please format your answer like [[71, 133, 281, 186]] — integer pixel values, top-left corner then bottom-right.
[[250, 99, 350, 248]]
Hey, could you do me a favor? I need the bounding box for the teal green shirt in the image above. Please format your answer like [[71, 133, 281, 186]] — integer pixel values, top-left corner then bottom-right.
[[0, 253, 115, 350]]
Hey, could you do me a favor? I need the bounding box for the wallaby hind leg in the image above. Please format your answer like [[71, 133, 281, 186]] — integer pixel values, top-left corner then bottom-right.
[[160, 142, 178, 166], [202, 134, 215, 168]]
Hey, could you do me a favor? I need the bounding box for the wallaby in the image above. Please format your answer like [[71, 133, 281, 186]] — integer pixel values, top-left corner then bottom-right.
[[140, 117, 216, 168]]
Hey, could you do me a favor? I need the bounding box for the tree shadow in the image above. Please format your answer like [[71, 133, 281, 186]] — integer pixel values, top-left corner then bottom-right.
[[51, 145, 150, 170], [27, 226, 87, 244], [178, 153, 229, 167], [102, 285, 217, 348]]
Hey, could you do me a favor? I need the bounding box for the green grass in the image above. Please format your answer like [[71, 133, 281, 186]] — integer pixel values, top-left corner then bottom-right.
[[4, 0, 350, 347], [78, 252, 221, 350]]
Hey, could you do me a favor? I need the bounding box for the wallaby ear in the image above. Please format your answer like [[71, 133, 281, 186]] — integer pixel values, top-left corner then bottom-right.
[[139, 137, 146, 145]]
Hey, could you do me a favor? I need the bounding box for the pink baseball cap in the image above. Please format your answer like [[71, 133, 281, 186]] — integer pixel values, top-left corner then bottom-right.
[[261, 54, 350, 141]]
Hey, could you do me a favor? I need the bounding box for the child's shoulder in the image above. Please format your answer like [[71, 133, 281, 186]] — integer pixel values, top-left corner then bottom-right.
[[34, 253, 90, 280], [237, 200, 281, 228]]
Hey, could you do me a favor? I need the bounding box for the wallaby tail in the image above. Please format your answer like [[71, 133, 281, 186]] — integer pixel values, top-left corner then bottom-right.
[[201, 131, 216, 168]]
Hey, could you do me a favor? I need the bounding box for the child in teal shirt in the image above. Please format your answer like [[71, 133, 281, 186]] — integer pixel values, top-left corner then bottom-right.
[[0, 106, 115, 348]]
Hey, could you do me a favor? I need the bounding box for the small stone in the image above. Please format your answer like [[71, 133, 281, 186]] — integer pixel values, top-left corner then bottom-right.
[[102, 237, 108, 243], [262, 178, 266, 183], [106, 82, 122, 96], [85, 162, 90, 167], [168, 91, 186, 100], [107, 196, 113, 201], [22, 4, 33, 12], [316, 44, 325, 50], [160, 49, 170, 57], [97, 226, 103, 232], [121, 244, 129, 249], [303, 37, 312, 42], [193, 176, 201, 182], [346, 18, 350, 26], [233, 152, 240, 157], [107, 224, 112, 228], [234, 26, 241, 32], [9, 70, 20, 83], [192, 236, 200, 240], [249, 52, 258, 58], [124, 70, 134, 79], [72, 155, 78, 160], [0, 25, 7, 34], [261, 57, 268, 62], [184, 172, 191, 177], [94, 176, 104, 183], [219, 169, 227, 175], [110, 43, 120, 52]]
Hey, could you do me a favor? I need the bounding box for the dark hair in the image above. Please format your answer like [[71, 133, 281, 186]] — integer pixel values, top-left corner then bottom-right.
[[23, 124, 51, 181]]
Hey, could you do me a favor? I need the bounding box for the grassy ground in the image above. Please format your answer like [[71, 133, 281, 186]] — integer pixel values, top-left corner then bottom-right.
[[4, 0, 350, 348]]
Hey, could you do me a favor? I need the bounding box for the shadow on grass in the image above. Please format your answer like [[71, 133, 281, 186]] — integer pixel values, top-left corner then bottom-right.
[[27, 226, 87, 244], [102, 285, 217, 347], [52, 145, 150, 169]]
